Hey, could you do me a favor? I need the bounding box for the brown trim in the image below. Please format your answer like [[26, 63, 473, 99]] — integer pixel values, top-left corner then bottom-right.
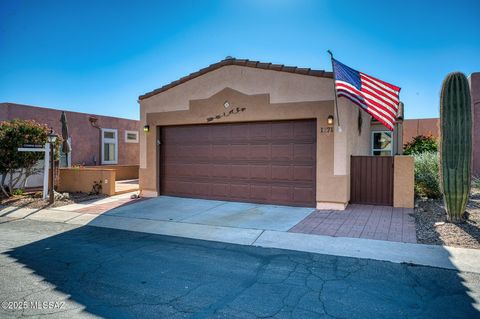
[[139, 58, 333, 100]]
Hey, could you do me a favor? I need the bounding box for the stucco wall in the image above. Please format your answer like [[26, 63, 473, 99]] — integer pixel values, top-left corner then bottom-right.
[[403, 118, 440, 144], [393, 156, 414, 208], [58, 168, 116, 195], [140, 65, 335, 169], [139, 66, 372, 207], [0, 103, 139, 166], [89, 165, 139, 180], [470, 73, 480, 176]]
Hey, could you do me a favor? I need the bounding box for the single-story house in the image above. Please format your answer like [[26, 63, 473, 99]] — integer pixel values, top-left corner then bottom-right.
[[138, 57, 412, 209], [0, 102, 140, 188]]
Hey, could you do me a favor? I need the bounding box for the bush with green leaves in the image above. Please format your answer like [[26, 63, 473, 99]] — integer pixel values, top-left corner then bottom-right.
[[0, 119, 61, 197], [404, 135, 438, 155], [473, 176, 480, 190], [414, 151, 441, 198]]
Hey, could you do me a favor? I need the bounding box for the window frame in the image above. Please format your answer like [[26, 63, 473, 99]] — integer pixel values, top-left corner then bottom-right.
[[371, 130, 393, 156], [101, 128, 118, 164], [125, 130, 139, 143]]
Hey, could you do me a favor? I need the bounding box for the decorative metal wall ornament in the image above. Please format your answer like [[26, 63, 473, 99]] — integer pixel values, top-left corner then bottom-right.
[[357, 109, 363, 135], [206, 101, 246, 122]]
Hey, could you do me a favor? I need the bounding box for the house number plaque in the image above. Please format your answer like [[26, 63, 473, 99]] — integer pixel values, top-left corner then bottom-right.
[[319, 127, 334, 133]]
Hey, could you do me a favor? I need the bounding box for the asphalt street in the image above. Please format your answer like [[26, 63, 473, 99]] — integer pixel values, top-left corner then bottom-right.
[[0, 218, 479, 319]]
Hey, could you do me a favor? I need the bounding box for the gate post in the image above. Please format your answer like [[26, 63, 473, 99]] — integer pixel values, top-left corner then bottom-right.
[[393, 155, 414, 208]]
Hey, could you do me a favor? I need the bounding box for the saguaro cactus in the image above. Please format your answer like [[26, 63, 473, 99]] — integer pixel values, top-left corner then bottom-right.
[[440, 72, 473, 222]]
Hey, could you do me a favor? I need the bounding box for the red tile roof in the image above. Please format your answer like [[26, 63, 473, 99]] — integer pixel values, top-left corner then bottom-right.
[[139, 57, 333, 100]]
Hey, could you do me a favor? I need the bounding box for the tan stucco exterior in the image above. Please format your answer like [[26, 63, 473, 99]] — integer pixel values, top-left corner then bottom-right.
[[90, 165, 139, 180], [58, 168, 116, 196], [139, 64, 372, 208], [393, 156, 414, 208]]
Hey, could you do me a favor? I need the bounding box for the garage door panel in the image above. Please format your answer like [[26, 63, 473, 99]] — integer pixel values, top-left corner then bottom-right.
[[230, 184, 250, 199], [293, 166, 315, 181], [271, 144, 293, 161], [190, 145, 211, 160], [231, 144, 250, 160], [231, 124, 250, 140], [211, 125, 231, 141], [192, 182, 211, 196], [164, 164, 189, 178], [271, 186, 293, 202], [211, 164, 231, 178], [250, 144, 271, 160], [294, 144, 315, 161], [161, 120, 316, 207], [271, 122, 294, 139], [250, 185, 270, 200], [293, 187, 314, 203], [250, 165, 270, 180], [192, 163, 211, 177], [271, 165, 293, 181], [211, 183, 229, 198], [294, 121, 316, 139], [249, 123, 271, 140], [231, 165, 250, 179], [212, 145, 231, 160]]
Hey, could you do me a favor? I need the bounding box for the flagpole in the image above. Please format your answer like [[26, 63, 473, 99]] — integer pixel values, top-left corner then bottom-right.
[[327, 50, 342, 132]]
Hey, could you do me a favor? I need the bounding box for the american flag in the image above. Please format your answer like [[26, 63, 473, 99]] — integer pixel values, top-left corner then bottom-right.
[[332, 58, 401, 131]]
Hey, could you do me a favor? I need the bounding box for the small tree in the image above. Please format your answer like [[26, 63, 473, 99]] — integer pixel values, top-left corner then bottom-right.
[[404, 135, 438, 155], [0, 119, 61, 197]]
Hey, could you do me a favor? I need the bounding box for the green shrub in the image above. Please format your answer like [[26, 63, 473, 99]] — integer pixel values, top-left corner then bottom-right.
[[473, 176, 480, 190], [414, 152, 441, 198], [404, 135, 438, 155], [11, 188, 24, 196]]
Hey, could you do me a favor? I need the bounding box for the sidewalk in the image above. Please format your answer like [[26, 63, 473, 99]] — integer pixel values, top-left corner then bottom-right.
[[1, 198, 480, 274]]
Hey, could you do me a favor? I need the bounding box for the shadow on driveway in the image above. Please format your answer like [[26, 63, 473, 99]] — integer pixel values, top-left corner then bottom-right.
[[1, 219, 479, 318]]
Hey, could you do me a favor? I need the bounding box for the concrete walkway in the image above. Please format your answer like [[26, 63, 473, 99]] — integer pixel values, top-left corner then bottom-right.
[[1, 199, 480, 274]]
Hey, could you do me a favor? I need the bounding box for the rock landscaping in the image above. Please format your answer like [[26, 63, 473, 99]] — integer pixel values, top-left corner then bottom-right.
[[414, 187, 480, 249]]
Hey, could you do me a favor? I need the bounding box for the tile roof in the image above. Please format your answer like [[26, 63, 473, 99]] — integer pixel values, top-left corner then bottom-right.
[[138, 57, 333, 100]]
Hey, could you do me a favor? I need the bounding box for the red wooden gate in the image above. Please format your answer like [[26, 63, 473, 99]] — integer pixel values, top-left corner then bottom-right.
[[350, 156, 394, 206]]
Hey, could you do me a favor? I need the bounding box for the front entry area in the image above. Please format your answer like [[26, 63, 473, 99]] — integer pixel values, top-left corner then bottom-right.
[[159, 120, 316, 207]]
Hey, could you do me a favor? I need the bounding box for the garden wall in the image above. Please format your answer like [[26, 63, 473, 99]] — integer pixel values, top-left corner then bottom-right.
[[58, 168, 116, 196], [90, 165, 139, 180]]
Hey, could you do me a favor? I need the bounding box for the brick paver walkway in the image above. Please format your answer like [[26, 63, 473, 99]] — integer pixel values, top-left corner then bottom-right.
[[289, 204, 417, 243]]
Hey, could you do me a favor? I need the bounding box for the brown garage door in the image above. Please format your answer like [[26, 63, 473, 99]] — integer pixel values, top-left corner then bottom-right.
[[160, 120, 316, 207]]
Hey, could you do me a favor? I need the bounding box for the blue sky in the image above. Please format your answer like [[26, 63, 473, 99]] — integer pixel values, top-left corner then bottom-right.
[[1, 0, 479, 120]]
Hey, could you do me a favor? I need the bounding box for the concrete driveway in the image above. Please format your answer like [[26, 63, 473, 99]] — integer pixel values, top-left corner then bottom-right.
[[105, 196, 315, 231]]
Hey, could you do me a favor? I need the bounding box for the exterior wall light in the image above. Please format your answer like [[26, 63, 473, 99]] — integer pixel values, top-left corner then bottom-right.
[[143, 125, 150, 132], [47, 129, 58, 143], [327, 115, 334, 126]]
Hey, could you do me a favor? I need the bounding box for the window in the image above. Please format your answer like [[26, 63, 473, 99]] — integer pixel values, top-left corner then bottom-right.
[[372, 131, 392, 156], [101, 128, 118, 164], [125, 130, 139, 143]]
